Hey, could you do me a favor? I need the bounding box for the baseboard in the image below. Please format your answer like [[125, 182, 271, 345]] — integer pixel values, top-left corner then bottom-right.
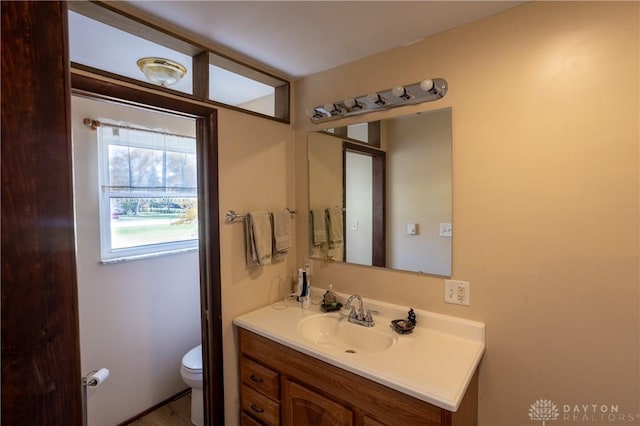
[[117, 388, 191, 426]]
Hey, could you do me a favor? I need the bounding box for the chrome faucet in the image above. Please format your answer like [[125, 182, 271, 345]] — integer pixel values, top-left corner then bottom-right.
[[344, 294, 378, 327]]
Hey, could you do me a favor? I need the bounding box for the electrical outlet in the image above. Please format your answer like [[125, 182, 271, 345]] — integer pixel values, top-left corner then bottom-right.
[[444, 279, 470, 305]]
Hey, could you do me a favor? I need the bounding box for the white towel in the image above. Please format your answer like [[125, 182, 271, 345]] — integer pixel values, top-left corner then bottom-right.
[[248, 210, 272, 266], [311, 209, 327, 246], [272, 209, 291, 255], [326, 207, 344, 249]]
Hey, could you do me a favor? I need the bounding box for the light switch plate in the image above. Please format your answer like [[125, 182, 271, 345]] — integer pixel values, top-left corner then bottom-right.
[[439, 223, 452, 237]]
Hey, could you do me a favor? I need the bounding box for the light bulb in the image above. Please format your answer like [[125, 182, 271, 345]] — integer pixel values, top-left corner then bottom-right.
[[344, 98, 363, 110], [324, 103, 337, 114], [420, 79, 434, 92], [391, 86, 406, 98], [367, 93, 386, 105], [305, 108, 324, 119]]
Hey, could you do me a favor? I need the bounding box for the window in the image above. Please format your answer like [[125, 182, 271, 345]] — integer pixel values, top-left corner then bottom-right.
[[209, 64, 275, 116], [68, 3, 290, 122], [98, 122, 198, 261]]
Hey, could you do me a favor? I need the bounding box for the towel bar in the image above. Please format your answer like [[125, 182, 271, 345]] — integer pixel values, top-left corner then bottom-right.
[[225, 208, 297, 223]]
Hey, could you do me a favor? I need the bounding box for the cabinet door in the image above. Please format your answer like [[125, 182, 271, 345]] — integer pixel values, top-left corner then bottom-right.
[[283, 379, 353, 426]]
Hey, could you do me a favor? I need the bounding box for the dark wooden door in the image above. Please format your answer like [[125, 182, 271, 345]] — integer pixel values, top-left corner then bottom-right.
[[1, 2, 83, 425]]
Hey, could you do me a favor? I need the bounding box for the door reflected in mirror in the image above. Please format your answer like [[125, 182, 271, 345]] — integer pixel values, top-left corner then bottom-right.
[[308, 107, 452, 276]]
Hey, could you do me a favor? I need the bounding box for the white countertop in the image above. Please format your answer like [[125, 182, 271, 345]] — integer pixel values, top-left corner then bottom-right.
[[233, 290, 485, 412]]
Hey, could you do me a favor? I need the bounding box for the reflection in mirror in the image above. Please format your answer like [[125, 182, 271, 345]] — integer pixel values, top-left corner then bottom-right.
[[308, 107, 452, 276]]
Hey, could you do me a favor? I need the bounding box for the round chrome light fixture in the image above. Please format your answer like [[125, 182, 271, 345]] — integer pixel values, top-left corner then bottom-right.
[[136, 57, 187, 87]]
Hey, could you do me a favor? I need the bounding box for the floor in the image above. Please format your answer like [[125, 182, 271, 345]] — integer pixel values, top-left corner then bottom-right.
[[126, 393, 192, 426]]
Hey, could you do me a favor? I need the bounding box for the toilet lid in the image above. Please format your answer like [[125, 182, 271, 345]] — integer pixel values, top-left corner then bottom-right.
[[182, 345, 202, 371]]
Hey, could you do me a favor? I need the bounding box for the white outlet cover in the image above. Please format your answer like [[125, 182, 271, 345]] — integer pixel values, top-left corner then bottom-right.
[[444, 279, 470, 305]]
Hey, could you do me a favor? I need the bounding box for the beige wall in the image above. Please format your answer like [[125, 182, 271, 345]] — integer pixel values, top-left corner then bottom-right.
[[294, 2, 639, 425], [217, 107, 295, 426], [237, 93, 276, 117]]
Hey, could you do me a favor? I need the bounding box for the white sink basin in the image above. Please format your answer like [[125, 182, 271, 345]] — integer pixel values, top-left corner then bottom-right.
[[298, 313, 397, 352]]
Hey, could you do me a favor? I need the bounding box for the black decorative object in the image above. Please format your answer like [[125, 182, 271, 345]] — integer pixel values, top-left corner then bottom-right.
[[391, 307, 418, 334], [391, 319, 415, 334], [320, 302, 343, 313], [408, 308, 416, 325]]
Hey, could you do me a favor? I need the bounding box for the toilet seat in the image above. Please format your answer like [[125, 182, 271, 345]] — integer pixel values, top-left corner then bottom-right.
[[181, 345, 202, 372]]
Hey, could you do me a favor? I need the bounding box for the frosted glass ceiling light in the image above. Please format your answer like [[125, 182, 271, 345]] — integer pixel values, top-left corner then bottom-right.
[[307, 78, 448, 124], [137, 57, 187, 87]]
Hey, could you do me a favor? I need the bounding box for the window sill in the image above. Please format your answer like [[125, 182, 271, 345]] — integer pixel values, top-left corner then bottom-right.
[[101, 247, 198, 265]]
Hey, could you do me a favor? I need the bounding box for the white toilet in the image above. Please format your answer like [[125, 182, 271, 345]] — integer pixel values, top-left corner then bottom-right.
[[180, 345, 203, 426]]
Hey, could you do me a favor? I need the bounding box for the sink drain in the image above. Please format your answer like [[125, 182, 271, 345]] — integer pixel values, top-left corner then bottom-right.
[[345, 349, 356, 354]]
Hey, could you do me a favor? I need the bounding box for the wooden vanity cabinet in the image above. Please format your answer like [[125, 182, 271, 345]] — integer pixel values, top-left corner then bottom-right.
[[238, 328, 478, 426]]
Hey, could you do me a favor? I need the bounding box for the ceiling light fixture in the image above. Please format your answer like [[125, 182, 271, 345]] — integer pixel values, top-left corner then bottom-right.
[[308, 78, 448, 124], [137, 57, 187, 87]]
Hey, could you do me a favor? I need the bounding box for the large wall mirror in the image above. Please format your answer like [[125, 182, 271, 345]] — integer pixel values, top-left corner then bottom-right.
[[308, 107, 452, 276]]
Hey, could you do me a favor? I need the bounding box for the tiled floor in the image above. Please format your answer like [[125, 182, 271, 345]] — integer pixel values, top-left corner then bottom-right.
[[126, 392, 192, 426]]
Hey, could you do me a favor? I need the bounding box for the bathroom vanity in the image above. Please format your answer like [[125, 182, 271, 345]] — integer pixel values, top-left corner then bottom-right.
[[233, 294, 484, 426]]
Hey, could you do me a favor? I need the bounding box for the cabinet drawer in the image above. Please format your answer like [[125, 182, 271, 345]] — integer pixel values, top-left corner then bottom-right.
[[241, 412, 266, 426], [241, 356, 279, 400], [363, 416, 386, 426], [241, 384, 280, 425]]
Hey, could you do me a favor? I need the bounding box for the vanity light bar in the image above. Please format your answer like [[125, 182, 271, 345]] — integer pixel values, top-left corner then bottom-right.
[[306, 78, 448, 124]]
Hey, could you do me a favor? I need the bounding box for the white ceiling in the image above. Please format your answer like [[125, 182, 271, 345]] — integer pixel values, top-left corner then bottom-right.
[[123, 1, 526, 79]]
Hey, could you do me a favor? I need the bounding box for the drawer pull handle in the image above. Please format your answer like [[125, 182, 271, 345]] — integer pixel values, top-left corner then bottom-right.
[[249, 374, 263, 383], [250, 404, 264, 414]]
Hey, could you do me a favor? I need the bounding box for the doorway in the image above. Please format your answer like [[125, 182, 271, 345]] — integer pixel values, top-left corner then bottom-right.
[[343, 142, 386, 267], [72, 74, 223, 425], [72, 94, 202, 424]]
